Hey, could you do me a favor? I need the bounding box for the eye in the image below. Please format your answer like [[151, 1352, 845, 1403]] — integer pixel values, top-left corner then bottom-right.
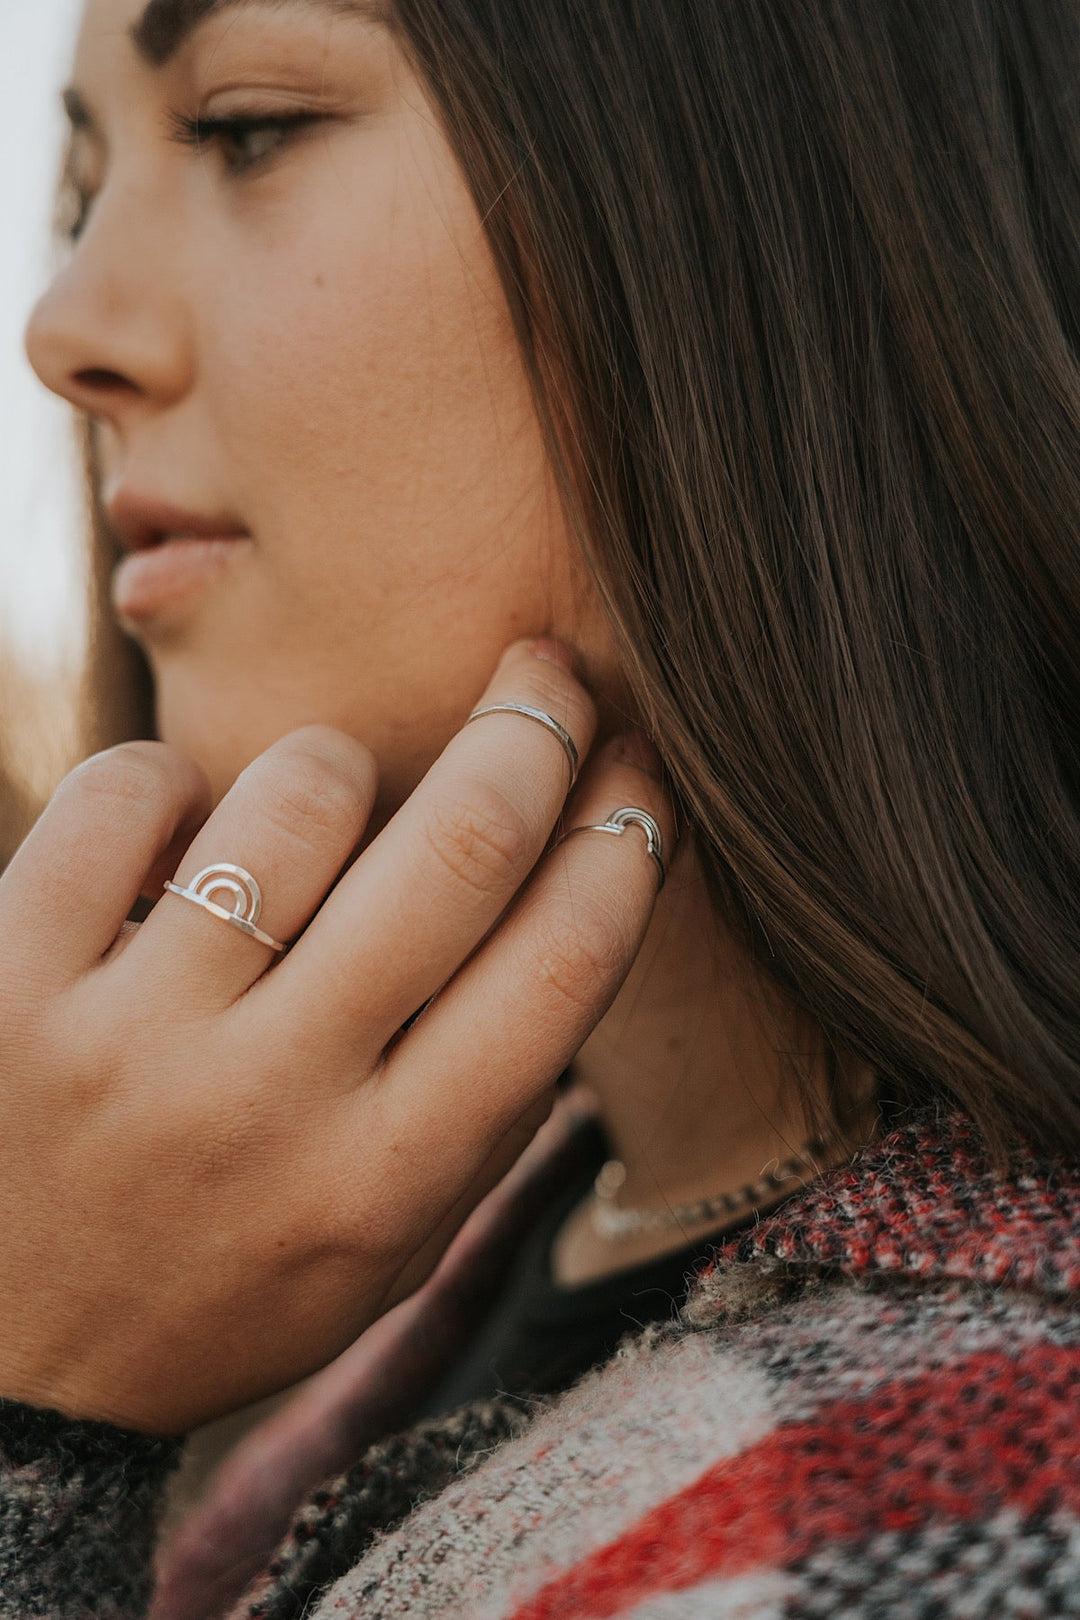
[[165, 109, 323, 175], [58, 180, 92, 244], [56, 109, 326, 245], [58, 136, 99, 244]]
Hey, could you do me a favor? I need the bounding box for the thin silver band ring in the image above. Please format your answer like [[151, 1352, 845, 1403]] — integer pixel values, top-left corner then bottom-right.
[[164, 862, 286, 952], [464, 702, 579, 790], [556, 806, 666, 889]]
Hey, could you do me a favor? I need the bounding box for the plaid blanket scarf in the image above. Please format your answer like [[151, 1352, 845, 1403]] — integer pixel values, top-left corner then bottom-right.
[[2, 1102, 1079, 1618]]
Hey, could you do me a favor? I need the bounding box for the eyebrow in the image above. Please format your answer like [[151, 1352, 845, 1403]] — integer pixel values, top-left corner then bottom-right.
[[129, 0, 390, 69]]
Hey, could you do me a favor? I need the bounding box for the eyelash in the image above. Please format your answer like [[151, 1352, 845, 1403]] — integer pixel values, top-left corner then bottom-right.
[[165, 109, 322, 173], [63, 111, 320, 241]]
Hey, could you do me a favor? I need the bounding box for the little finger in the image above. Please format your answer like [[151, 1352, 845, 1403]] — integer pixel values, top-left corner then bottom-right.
[[0, 743, 211, 989]]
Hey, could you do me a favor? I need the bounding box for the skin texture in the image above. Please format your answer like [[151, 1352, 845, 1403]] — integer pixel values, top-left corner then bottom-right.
[[22, 0, 843, 1341]]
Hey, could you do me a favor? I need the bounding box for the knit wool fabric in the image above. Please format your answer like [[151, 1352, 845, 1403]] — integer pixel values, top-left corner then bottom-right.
[[2, 1105, 1080, 1618]]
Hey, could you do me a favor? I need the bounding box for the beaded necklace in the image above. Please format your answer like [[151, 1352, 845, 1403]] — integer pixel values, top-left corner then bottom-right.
[[589, 1135, 829, 1241]]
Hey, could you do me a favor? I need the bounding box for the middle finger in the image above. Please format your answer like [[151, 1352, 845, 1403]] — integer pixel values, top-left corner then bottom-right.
[[255, 638, 597, 1063]]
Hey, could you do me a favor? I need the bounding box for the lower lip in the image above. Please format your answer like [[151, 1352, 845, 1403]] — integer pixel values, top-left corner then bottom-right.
[[111, 536, 253, 620]]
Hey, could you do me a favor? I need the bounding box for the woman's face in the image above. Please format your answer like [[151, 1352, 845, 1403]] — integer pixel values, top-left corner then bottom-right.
[[26, 0, 623, 815]]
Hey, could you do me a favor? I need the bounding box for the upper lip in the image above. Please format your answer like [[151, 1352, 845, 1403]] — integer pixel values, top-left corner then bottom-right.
[[105, 490, 251, 553]]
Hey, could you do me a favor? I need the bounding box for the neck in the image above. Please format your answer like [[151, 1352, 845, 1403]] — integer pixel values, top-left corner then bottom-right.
[[555, 838, 874, 1285]]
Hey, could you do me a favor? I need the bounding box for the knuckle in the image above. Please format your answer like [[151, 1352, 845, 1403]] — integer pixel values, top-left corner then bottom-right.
[[520, 667, 592, 741], [262, 757, 364, 853], [531, 904, 629, 1013], [519, 659, 574, 711], [424, 783, 532, 900], [276, 726, 376, 786], [65, 742, 174, 813]]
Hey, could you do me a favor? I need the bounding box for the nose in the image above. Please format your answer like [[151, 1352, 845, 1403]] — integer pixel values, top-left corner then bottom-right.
[[24, 187, 195, 432]]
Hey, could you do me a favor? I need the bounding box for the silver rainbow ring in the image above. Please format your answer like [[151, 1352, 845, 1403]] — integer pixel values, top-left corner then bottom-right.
[[163, 863, 286, 951], [556, 806, 666, 889]]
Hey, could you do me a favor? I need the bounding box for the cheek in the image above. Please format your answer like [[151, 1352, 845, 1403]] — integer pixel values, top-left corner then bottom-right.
[[203, 139, 552, 620], [165, 122, 627, 802]]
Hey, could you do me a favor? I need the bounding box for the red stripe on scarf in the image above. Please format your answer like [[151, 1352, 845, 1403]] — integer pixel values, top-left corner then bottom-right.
[[509, 1343, 1080, 1620]]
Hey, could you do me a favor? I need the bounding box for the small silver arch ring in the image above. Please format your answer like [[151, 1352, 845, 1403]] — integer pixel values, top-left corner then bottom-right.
[[556, 806, 666, 890], [163, 862, 286, 951]]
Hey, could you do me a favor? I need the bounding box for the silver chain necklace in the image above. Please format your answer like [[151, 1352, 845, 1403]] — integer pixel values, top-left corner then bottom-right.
[[589, 1135, 828, 1242]]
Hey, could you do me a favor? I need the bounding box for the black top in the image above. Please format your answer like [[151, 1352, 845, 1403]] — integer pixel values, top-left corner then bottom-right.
[[423, 1121, 764, 1416]]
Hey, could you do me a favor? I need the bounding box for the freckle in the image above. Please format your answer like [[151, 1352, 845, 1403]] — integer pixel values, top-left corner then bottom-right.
[[314, 274, 326, 289]]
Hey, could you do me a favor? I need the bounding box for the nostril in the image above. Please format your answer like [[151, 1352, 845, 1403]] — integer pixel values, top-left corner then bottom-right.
[[74, 367, 135, 394]]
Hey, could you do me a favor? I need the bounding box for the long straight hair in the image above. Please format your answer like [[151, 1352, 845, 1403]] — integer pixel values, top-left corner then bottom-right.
[[384, 0, 1080, 1155], [17, 0, 1080, 1157]]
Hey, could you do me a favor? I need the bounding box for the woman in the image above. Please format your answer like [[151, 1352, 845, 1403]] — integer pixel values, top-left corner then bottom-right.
[[2, 0, 1079, 1614]]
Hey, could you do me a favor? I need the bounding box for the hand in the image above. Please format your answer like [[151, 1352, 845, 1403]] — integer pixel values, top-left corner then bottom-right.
[[0, 640, 672, 1434]]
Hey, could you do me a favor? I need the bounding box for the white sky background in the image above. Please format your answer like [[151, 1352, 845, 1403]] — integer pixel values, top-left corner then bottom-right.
[[1, 0, 86, 678]]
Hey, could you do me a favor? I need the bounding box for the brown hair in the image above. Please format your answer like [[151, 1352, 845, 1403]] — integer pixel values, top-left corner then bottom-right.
[[0, 444, 152, 873], [26, 0, 1080, 1155], [0, 738, 35, 879]]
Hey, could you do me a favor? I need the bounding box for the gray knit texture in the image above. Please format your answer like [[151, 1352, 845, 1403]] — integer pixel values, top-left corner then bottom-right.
[[0, 1401, 182, 1618]]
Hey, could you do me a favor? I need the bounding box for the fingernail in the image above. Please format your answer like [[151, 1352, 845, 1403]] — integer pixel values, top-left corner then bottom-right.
[[615, 727, 663, 779], [529, 636, 576, 673]]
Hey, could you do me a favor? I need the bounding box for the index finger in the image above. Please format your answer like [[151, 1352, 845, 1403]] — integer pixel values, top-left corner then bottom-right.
[[0, 742, 211, 989], [251, 639, 596, 1061]]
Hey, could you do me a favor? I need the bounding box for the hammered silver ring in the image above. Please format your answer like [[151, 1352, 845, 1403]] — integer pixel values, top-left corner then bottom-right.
[[464, 702, 579, 790]]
